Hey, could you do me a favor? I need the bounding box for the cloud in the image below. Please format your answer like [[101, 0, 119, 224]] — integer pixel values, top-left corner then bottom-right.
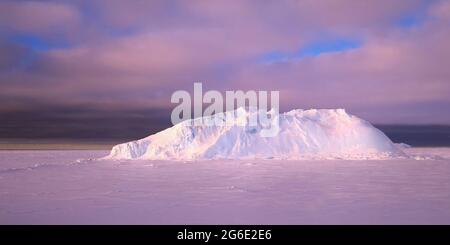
[[429, 0, 450, 20], [0, 1, 80, 35], [0, 40, 30, 71], [227, 3, 450, 123], [0, 0, 449, 126]]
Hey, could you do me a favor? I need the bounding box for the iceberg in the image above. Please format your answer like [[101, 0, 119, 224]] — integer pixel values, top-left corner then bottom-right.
[[106, 108, 406, 160]]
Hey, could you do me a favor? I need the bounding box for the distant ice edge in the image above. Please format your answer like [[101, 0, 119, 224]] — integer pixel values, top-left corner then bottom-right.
[[104, 108, 408, 160]]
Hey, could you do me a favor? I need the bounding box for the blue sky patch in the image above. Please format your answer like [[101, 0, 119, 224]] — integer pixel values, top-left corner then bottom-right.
[[298, 38, 362, 58], [261, 37, 362, 63], [12, 35, 50, 52]]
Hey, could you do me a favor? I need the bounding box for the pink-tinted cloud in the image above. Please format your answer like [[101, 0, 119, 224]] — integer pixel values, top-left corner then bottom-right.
[[227, 6, 450, 123], [0, 40, 28, 70], [429, 0, 450, 20], [0, 0, 449, 124], [0, 1, 80, 34]]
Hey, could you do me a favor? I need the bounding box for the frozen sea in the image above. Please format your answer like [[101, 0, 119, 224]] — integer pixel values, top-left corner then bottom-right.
[[1, 148, 450, 224]]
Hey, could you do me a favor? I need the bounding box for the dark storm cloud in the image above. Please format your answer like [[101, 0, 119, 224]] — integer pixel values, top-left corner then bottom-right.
[[0, 0, 450, 139], [0, 104, 171, 140]]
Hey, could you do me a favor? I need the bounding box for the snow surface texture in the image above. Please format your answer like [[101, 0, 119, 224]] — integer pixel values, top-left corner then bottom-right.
[[1, 149, 450, 224], [107, 108, 405, 160]]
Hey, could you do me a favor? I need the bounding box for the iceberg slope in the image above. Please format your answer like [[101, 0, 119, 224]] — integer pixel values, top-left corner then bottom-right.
[[106, 108, 405, 160]]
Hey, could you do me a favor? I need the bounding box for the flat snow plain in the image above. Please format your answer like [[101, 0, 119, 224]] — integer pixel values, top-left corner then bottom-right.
[[1, 148, 450, 224]]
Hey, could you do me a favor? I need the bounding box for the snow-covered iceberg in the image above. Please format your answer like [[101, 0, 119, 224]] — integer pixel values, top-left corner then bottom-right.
[[106, 108, 406, 160]]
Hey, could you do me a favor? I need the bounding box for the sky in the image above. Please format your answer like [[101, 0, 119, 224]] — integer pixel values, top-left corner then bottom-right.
[[1, 0, 450, 139]]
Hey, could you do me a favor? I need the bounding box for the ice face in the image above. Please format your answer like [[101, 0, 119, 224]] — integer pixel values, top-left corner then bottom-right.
[[106, 108, 405, 160]]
